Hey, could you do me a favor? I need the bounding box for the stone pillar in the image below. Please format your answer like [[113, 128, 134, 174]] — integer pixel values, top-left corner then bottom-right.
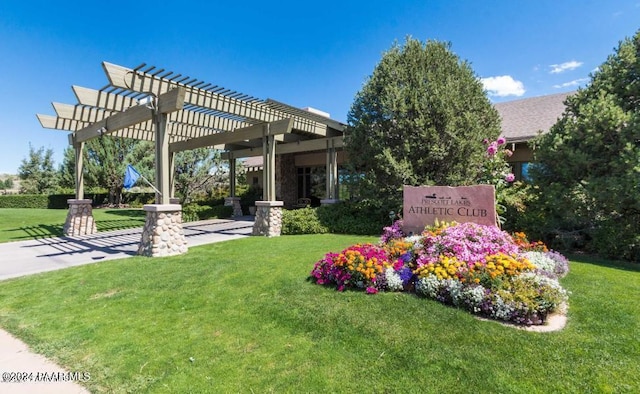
[[137, 204, 188, 257], [63, 199, 97, 236], [320, 199, 340, 206], [224, 197, 243, 217], [252, 201, 283, 237]]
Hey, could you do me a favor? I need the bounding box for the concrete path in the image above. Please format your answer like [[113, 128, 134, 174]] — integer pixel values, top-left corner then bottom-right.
[[0, 217, 255, 281], [0, 217, 254, 393]]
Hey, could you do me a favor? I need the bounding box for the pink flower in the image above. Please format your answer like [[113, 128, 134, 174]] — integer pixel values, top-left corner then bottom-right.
[[483, 138, 489, 145], [497, 137, 506, 145], [366, 287, 378, 294], [505, 173, 515, 182], [503, 149, 513, 157], [487, 143, 498, 156]]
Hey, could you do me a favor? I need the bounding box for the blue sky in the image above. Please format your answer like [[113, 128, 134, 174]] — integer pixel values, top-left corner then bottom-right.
[[0, 0, 638, 174]]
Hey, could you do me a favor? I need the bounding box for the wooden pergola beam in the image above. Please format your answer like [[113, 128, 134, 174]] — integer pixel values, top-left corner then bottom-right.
[[221, 136, 344, 159], [103, 62, 328, 136], [169, 118, 293, 153], [73, 88, 185, 143], [73, 86, 253, 135]]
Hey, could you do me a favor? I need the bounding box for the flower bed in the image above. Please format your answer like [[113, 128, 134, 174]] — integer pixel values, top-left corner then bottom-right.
[[310, 221, 569, 326]]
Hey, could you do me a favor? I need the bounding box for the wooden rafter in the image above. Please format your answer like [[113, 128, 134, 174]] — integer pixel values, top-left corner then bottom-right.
[[102, 62, 329, 136], [37, 61, 346, 159]]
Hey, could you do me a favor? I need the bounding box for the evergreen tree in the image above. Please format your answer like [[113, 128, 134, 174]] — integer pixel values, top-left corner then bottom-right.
[[59, 137, 154, 205], [18, 144, 59, 194], [346, 37, 501, 208], [531, 29, 640, 261]]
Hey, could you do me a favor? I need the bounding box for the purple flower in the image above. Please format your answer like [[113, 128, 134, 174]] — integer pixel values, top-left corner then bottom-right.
[[497, 137, 506, 145], [381, 220, 405, 243], [487, 143, 498, 156], [505, 173, 515, 182]]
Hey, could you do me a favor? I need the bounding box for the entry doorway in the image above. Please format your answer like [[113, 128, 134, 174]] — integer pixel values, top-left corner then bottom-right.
[[297, 166, 325, 206]]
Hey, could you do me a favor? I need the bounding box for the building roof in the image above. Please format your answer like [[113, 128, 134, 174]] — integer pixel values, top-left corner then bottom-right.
[[242, 156, 263, 171], [495, 91, 574, 143]]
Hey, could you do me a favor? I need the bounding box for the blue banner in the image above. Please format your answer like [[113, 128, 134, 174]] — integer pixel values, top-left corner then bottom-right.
[[123, 164, 141, 190]]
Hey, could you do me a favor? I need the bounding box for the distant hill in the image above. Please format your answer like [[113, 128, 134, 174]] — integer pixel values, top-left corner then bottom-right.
[[0, 174, 20, 194]]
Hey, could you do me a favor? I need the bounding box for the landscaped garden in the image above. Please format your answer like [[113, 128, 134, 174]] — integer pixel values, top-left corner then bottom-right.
[[0, 234, 638, 393], [311, 221, 569, 326]]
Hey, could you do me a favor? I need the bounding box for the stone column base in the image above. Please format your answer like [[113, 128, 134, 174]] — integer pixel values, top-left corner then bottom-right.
[[63, 199, 97, 236], [252, 201, 284, 237], [320, 199, 341, 205], [224, 197, 243, 217], [137, 204, 188, 257]]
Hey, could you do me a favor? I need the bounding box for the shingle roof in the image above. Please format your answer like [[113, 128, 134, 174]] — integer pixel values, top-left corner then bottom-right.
[[242, 156, 263, 170], [495, 91, 574, 143]]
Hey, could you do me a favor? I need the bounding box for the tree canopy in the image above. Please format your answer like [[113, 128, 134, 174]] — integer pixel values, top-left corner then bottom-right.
[[531, 29, 640, 261], [60, 137, 154, 205], [18, 144, 59, 194], [345, 37, 501, 208]]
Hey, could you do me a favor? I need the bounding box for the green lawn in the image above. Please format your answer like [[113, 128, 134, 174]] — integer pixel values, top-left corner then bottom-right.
[[0, 235, 638, 393], [0, 208, 146, 243]]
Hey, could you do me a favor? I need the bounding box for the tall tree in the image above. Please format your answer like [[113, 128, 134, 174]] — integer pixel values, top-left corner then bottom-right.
[[531, 29, 640, 261], [1, 177, 14, 192], [173, 148, 220, 203], [18, 144, 59, 194], [345, 37, 501, 208], [59, 137, 154, 204]]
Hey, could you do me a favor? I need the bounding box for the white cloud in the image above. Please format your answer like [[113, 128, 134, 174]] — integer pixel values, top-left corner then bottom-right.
[[481, 75, 525, 97], [549, 61, 583, 74], [552, 78, 589, 89]]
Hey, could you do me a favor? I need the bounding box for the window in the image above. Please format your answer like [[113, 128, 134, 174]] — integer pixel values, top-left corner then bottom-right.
[[297, 167, 326, 204]]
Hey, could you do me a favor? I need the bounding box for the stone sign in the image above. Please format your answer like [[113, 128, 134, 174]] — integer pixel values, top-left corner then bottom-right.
[[402, 185, 497, 234]]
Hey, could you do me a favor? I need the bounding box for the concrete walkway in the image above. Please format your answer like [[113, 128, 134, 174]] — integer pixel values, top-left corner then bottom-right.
[[0, 217, 254, 393]]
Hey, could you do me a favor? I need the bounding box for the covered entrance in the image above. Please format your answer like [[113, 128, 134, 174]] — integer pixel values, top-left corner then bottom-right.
[[37, 62, 346, 256]]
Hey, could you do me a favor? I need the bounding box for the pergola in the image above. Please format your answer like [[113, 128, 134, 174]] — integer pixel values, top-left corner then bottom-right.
[[37, 62, 346, 255]]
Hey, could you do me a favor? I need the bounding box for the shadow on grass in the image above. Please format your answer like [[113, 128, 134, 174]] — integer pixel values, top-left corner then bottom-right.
[[8, 224, 64, 241], [95, 219, 146, 232], [567, 253, 640, 273], [97, 209, 146, 218]]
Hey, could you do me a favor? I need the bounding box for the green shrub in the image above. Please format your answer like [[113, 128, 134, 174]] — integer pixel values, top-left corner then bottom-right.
[[0, 193, 156, 210], [282, 207, 329, 235], [0, 194, 49, 209], [317, 201, 388, 235], [122, 192, 155, 208], [182, 204, 233, 222], [280, 201, 388, 235], [239, 185, 263, 215]]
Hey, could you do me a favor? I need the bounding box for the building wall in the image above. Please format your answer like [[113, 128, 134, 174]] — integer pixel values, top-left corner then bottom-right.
[[506, 142, 534, 181], [277, 153, 297, 207], [243, 150, 348, 204]]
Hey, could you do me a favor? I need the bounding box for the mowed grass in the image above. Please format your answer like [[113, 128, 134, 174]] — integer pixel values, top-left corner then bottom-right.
[[0, 208, 146, 243], [0, 235, 638, 393]]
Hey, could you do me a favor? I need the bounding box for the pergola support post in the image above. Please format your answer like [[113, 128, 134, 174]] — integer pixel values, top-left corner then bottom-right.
[[252, 201, 283, 237], [321, 140, 340, 206], [63, 138, 97, 236], [137, 204, 188, 257], [253, 124, 284, 236], [138, 91, 187, 256], [224, 152, 243, 217]]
